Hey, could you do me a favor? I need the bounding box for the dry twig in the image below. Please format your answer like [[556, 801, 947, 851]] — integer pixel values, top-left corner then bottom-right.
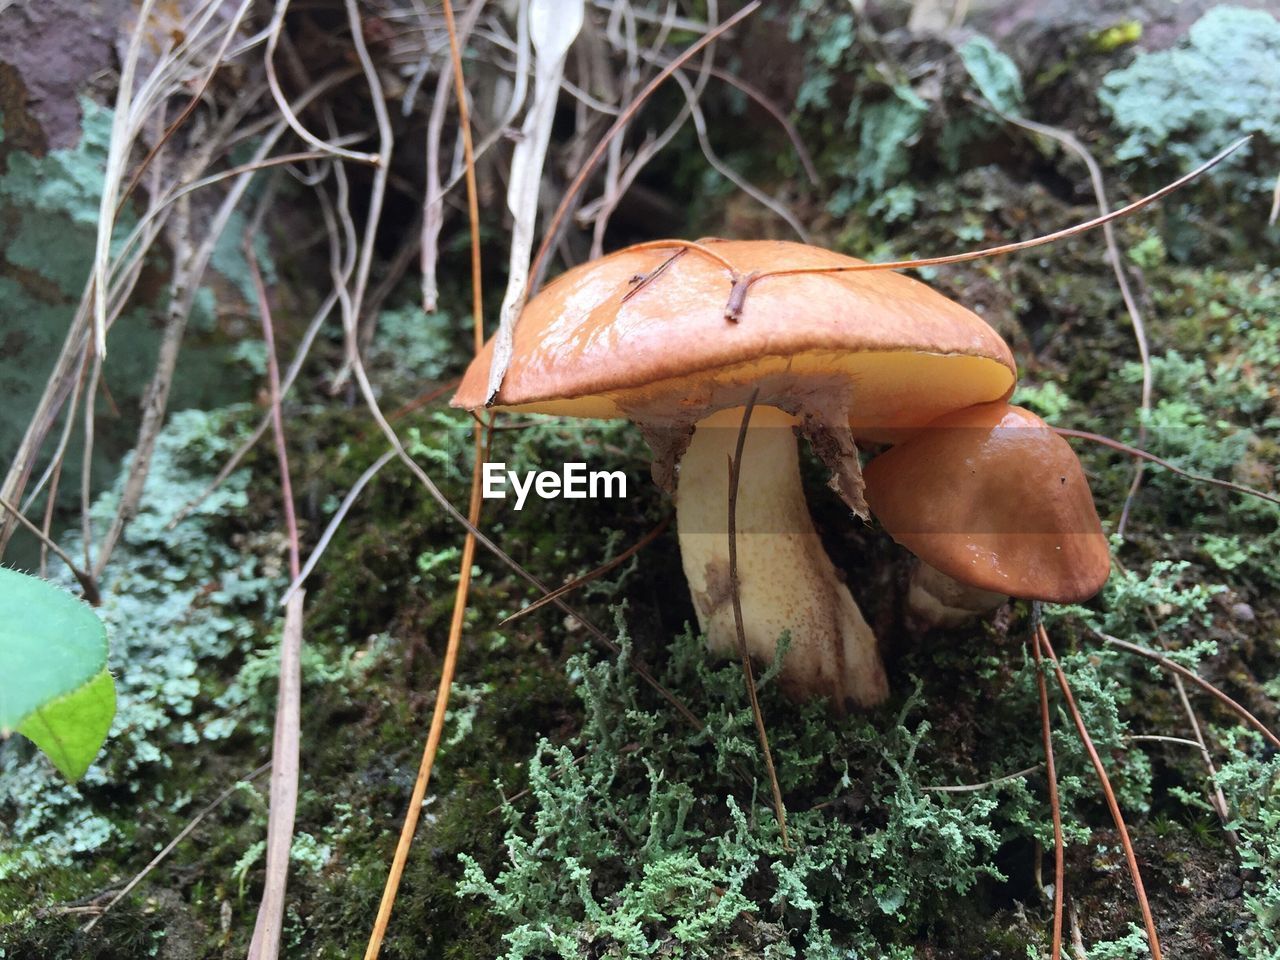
[[986, 109, 1153, 536], [501, 515, 672, 624], [1032, 614, 1065, 960], [1055, 428, 1280, 508], [365, 1, 487, 953], [1038, 624, 1162, 960], [1096, 632, 1280, 751], [83, 761, 270, 933], [244, 223, 305, 960], [726, 390, 790, 850]]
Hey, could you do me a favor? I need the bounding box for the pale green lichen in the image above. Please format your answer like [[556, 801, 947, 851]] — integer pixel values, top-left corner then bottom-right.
[[0, 407, 271, 893], [1099, 6, 1280, 192], [461, 623, 1027, 958], [1214, 740, 1280, 956]]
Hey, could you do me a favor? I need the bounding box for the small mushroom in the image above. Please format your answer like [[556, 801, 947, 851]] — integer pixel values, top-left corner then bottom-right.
[[453, 239, 1030, 709], [864, 400, 1110, 625]]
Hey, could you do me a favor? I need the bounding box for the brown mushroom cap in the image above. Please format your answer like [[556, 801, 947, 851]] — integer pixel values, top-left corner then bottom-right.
[[452, 240, 1015, 436], [863, 401, 1110, 602]]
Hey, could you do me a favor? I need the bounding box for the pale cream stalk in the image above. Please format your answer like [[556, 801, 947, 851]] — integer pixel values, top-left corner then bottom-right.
[[676, 406, 888, 708], [906, 561, 1006, 629]]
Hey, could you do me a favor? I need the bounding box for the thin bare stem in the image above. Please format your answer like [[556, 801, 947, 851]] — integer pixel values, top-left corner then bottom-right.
[[248, 237, 300, 583], [668, 67, 809, 242], [989, 108, 1152, 536], [921, 764, 1043, 793], [747, 138, 1250, 283], [1039, 625, 1162, 960], [117, 0, 256, 211], [246, 593, 304, 960], [83, 761, 270, 932], [246, 222, 304, 960], [0, 496, 99, 605], [280, 450, 396, 607], [264, 0, 380, 165], [727, 389, 790, 850], [420, 0, 490, 313], [92, 0, 160, 359], [365, 0, 486, 953], [1168, 676, 1237, 843], [1127, 734, 1214, 750], [1269, 168, 1279, 227], [1032, 615, 1065, 960], [701, 64, 819, 186], [1054, 428, 1280, 508], [622, 238, 739, 276], [500, 516, 672, 625], [1096, 632, 1280, 751]]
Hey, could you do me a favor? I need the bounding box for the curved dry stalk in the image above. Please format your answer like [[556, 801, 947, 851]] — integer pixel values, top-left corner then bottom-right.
[[921, 764, 1044, 793], [330, 0, 397, 390], [987, 107, 1152, 536], [726, 389, 789, 850], [1031, 618, 1065, 960], [246, 593, 304, 960], [245, 212, 304, 960], [500, 515, 671, 625], [20, 351, 90, 518], [264, 0, 381, 165], [668, 66, 810, 242], [1127, 734, 1216, 750], [92, 0, 161, 358], [1167, 676, 1238, 844], [280, 449, 397, 607], [421, 0, 500, 313], [83, 761, 271, 933], [1038, 625, 1162, 960], [742, 137, 1250, 283], [588, 0, 642, 260], [1054, 428, 1280, 508], [0, 496, 99, 604], [1096, 632, 1280, 751], [117, 0, 257, 211]]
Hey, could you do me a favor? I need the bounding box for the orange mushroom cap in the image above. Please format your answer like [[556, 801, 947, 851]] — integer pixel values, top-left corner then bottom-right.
[[863, 401, 1111, 602], [451, 239, 1015, 437]]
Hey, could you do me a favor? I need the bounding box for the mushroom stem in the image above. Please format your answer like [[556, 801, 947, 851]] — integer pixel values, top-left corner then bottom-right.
[[676, 406, 888, 708], [906, 560, 1006, 630]]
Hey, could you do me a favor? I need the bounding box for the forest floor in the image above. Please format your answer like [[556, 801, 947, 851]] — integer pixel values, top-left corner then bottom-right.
[[2, 2, 1279, 958]]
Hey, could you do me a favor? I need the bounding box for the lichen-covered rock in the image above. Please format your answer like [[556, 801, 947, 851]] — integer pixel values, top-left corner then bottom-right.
[[1100, 6, 1280, 192]]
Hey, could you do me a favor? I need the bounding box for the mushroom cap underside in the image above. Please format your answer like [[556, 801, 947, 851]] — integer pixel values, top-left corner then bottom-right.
[[452, 239, 1016, 436], [863, 401, 1111, 602]]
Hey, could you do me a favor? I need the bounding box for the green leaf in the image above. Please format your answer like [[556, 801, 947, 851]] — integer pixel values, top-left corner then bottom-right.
[[0, 567, 115, 781], [17, 669, 116, 781]]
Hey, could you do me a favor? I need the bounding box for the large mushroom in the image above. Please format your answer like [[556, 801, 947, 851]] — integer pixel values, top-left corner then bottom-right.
[[452, 239, 1108, 708]]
